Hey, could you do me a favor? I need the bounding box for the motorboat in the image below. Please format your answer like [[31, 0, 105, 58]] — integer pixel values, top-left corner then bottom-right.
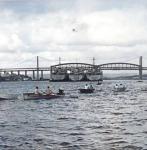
[[78, 88, 95, 93], [23, 93, 64, 100]]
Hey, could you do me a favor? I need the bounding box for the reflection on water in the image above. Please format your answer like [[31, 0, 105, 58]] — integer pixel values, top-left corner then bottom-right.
[[0, 80, 147, 149]]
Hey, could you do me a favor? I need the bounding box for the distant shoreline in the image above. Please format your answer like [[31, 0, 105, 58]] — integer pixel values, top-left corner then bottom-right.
[[1, 74, 147, 82]]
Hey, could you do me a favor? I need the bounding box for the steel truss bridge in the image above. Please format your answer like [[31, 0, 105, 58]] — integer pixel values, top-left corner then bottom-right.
[[98, 63, 140, 70], [51, 63, 101, 74], [0, 56, 145, 80]]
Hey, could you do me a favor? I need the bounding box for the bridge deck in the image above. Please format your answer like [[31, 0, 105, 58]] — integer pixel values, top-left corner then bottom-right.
[[0, 62, 147, 72]]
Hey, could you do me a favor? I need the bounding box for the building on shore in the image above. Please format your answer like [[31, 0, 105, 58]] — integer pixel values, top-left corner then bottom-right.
[[0, 72, 32, 81]]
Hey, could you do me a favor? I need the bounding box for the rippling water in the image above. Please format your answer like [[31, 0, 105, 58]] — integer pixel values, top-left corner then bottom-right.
[[0, 80, 147, 150]]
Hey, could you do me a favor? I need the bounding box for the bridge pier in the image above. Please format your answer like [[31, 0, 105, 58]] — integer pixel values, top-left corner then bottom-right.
[[17, 70, 20, 76], [139, 56, 143, 80], [25, 70, 27, 76], [41, 70, 43, 79], [50, 67, 52, 80], [33, 71, 35, 80]]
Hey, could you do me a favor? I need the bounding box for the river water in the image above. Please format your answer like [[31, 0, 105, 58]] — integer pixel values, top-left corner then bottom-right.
[[0, 80, 147, 150]]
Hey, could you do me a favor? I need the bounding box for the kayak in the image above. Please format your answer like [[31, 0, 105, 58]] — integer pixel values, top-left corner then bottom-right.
[[23, 93, 64, 100], [78, 88, 95, 93]]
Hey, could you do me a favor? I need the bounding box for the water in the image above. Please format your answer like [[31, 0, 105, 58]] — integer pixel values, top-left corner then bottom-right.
[[0, 80, 147, 150]]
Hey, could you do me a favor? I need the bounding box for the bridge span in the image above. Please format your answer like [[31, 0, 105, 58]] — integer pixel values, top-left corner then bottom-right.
[[98, 63, 140, 70]]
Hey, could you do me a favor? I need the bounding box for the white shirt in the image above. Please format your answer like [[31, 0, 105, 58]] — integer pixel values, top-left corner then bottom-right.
[[35, 88, 39, 94], [85, 85, 88, 89], [46, 88, 52, 94], [114, 85, 118, 89]]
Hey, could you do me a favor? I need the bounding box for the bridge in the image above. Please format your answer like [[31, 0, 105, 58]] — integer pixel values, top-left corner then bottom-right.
[[0, 67, 50, 80], [50, 63, 102, 81], [98, 63, 140, 70], [50, 63, 101, 74], [0, 56, 146, 80]]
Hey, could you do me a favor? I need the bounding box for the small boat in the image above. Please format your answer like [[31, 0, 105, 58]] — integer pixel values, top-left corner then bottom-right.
[[113, 83, 127, 92], [23, 93, 63, 100], [137, 80, 143, 82], [0, 94, 16, 100], [0, 97, 8, 101], [78, 88, 95, 93], [113, 84, 127, 92], [113, 87, 126, 92], [141, 87, 147, 91]]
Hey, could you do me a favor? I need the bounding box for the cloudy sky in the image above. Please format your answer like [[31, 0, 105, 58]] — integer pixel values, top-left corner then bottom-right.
[[0, 0, 147, 67]]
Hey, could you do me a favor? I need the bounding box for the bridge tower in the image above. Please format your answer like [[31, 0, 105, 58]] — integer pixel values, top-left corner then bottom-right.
[[139, 56, 143, 80], [59, 57, 61, 64], [37, 56, 39, 80], [92, 57, 95, 65]]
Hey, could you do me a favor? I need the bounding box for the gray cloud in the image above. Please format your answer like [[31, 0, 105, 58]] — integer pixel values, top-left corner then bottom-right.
[[0, 0, 147, 14], [0, 0, 76, 15], [57, 40, 147, 47]]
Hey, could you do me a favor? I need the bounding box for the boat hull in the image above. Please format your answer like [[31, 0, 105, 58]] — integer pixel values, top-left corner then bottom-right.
[[78, 89, 95, 93], [113, 87, 126, 92], [23, 93, 63, 100], [87, 74, 102, 81]]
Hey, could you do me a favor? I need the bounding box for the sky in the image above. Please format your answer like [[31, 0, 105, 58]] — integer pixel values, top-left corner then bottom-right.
[[0, 0, 147, 68]]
